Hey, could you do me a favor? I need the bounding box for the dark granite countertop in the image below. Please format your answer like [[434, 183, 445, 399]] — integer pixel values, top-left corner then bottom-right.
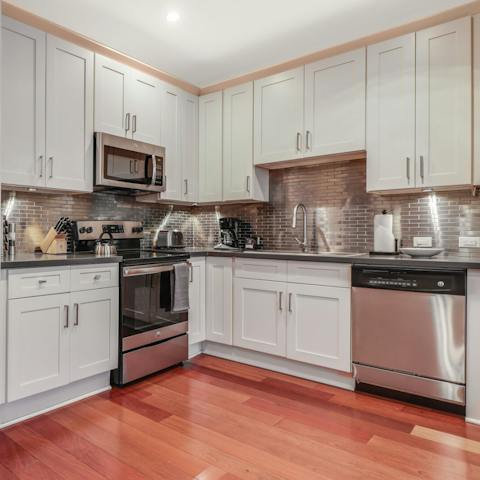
[[184, 248, 480, 270], [1, 252, 123, 269], [3, 248, 480, 270]]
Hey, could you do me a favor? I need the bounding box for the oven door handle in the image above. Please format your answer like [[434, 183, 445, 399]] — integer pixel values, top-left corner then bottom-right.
[[123, 264, 174, 277]]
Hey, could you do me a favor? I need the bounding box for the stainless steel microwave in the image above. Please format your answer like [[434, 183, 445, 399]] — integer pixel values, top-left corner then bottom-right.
[[94, 132, 166, 193]]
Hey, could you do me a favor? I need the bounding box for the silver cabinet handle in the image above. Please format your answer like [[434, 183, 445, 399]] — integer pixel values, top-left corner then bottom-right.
[[93, 274, 101, 281], [288, 293, 292, 313], [64, 305, 69, 328], [49, 156, 54, 178], [132, 114, 137, 134], [39, 155, 44, 177], [134, 159, 139, 174], [246, 175, 251, 193], [129, 160, 134, 174], [420, 155, 424, 182], [279, 291, 283, 311], [38, 279, 47, 284], [184, 179, 188, 195], [125, 113, 131, 133], [406, 157, 410, 181], [189, 264, 194, 283], [306, 130, 311, 150], [73, 303, 79, 326], [296, 132, 302, 152]]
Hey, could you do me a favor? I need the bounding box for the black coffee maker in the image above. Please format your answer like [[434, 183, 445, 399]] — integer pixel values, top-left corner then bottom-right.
[[215, 217, 241, 250]]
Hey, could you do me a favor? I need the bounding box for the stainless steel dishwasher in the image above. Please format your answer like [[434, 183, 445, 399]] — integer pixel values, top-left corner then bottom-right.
[[352, 265, 466, 405]]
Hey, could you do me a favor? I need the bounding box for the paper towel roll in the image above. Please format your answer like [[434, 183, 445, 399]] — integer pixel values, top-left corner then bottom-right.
[[374, 213, 395, 253]]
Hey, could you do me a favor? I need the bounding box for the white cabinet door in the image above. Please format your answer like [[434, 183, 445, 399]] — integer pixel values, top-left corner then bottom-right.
[[198, 91, 223, 202], [45, 35, 94, 192], [0, 271, 7, 406], [8, 294, 70, 402], [233, 278, 287, 356], [223, 82, 254, 201], [1, 17, 45, 188], [188, 258, 206, 345], [305, 49, 365, 157], [70, 287, 118, 383], [416, 17, 472, 188], [94, 54, 130, 137], [286, 284, 351, 372], [182, 92, 199, 203], [366, 34, 416, 191], [160, 84, 183, 201], [129, 70, 161, 144], [206, 257, 232, 344], [254, 67, 304, 165]]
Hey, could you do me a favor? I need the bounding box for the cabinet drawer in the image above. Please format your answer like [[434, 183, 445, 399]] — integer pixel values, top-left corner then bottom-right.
[[8, 267, 70, 299], [234, 258, 287, 282], [287, 261, 351, 287], [70, 264, 119, 291]]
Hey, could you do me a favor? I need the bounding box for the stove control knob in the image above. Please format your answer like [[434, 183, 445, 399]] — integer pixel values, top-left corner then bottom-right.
[[86, 226, 93, 234], [437, 281, 445, 288], [79, 227, 86, 234]]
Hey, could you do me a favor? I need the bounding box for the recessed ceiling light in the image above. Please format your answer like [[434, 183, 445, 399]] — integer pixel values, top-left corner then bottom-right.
[[166, 11, 180, 22]]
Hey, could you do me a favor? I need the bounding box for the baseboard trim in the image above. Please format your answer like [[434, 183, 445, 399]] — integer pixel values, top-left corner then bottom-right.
[[466, 416, 480, 426], [202, 341, 355, 391]]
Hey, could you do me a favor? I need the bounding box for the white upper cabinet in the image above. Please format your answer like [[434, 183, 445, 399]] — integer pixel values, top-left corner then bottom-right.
[[198, 91, 223, 202], [182, 92, 199, 203], [305, 49, 366, 157], [129, 71, 162, 144], [254, 67, 304, 165], [368, 17, 472, 192], [1, 17, 45, 188], [223, 82, 269, 202], [45, 35, 94, 192], [416, 17, 472, 188], [160, 84, 183, 200], [366, 34, 416, 191], [94, 55, 130, 137], [95, 54, 161, 144]]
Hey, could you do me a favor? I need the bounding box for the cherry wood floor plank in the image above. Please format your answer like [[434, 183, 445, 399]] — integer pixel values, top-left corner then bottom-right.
[[412, 426, 480, 454], [0, 463, 19, 480], [88, 394, 286, 480], [26, 415, 147, 480], [0, 431, 63, 480], [5, 423, 107, 480]]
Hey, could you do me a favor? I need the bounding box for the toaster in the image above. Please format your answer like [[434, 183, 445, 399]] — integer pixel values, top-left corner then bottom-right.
[[154, 230, 184, 249]]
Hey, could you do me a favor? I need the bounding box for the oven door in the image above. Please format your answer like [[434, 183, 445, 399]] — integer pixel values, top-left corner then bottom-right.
[[95, 132, 165, 192], [121, 264, 188, 351]]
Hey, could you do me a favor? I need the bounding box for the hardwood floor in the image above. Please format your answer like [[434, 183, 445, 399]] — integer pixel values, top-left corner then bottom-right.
[[1, 354, 480, 479]]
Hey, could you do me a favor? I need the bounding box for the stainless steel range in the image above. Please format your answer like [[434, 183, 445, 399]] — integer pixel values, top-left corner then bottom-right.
[[352, 265, 466, 406], [72, 220, 190, 385]]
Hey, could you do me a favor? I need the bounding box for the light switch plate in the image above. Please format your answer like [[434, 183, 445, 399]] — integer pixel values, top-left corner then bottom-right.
[[459, 237, 480, 248], [413, 237, 433, 248]]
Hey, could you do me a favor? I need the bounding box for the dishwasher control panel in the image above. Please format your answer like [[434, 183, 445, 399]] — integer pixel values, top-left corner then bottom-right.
[[352, 266, 465, 295]]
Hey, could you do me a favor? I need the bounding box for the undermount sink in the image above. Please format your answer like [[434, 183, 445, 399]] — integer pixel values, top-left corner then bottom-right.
[[243, 250, 367, 257]]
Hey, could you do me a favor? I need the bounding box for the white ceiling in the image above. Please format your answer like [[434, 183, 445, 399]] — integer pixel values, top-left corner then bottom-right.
[[6, 0, 474, 87]]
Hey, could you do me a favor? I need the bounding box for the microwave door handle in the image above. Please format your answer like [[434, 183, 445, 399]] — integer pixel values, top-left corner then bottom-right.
[[151, 155, 157, 186]]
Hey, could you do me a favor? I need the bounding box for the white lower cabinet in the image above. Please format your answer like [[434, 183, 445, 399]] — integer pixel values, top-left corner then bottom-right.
[[188, 258, 206, 345], [8, 293, 70, 402], [70, 288, 119, 383], [233, 278, 287, 356], [206, 257, 233, 344], [286, 283, 351, 372], [6, 264, 119, 403]]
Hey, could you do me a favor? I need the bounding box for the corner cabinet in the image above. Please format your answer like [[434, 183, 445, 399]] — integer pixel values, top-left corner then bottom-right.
[[223, 82, 269, 202], [198, 91, 223, 202], [94, 54, 161, 144], [206, 257, 233, 344], [367, 17, 472, 192], [1, 16, 94, 192], [7, 264, 119, 403]]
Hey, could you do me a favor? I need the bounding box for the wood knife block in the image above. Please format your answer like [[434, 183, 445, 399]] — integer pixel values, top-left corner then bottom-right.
[[40, 227, 67, 254]]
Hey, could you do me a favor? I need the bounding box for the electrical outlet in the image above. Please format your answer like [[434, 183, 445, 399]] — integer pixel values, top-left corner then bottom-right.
[[459, 237, 480, 248], [413, 237, 432, 248]]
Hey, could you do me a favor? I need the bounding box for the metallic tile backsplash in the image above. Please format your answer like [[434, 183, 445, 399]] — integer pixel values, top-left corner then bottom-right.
[[3, 159, 480, 256]]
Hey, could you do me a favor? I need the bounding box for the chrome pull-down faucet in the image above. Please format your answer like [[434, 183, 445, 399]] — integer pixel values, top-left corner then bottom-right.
[[292, 203, 308, 252]]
